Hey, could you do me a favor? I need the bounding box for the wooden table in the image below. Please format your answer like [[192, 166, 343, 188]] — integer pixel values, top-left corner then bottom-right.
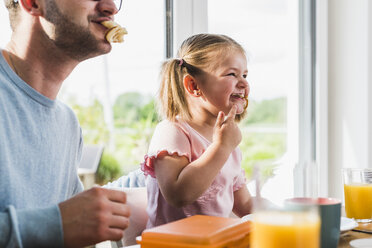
[[126, 232, 372, 248], [338, 222, 372, 247], [127, 235, 370, 248], [124, 221, 372, 248]]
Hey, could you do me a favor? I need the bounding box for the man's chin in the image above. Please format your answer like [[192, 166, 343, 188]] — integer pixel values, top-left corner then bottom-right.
[[98, 40, 113, 54], [85, 42, 112, 59], [101, 45, 112, 55]]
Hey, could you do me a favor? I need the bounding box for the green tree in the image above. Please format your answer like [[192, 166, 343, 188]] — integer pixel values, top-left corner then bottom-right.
[[113, 92, 144, 127], [239, 133, 286, 180], [138, 98, 159, 124], [96, 151, 122, 185], [71, 99, 109, 144], [112, 93, 159, 174], [243, 97, 286, 125]]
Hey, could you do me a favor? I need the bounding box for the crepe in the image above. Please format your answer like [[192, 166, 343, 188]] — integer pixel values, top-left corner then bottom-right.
[[244, 96, 249, 110], [101, 21, 128, 43]]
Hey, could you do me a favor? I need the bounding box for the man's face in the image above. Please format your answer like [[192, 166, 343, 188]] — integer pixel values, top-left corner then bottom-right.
[[43, 0, 118, 61]]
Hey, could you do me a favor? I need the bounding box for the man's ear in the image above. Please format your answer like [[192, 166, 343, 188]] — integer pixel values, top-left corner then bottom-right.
[[19, 0, 43, 16], [183, 75, 202, 97]]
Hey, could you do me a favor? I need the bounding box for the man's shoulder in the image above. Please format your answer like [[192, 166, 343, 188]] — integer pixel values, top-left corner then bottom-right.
[[55, 100, 81, 125], [55, 100, 74, 114], [0, 67, 15, 95]]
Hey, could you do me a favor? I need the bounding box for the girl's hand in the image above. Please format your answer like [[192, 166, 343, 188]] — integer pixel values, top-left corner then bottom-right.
[[213, 105, 242, 151]]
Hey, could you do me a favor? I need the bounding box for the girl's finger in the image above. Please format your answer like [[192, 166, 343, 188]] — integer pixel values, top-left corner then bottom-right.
[[225, 105, 237, 121], [215, 111, 225, 128]]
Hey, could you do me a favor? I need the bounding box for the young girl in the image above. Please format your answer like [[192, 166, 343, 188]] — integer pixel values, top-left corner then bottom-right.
[[141, 33, 253, 228]]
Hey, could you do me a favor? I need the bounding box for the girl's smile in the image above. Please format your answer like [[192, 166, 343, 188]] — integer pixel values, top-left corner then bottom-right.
[[230, 93, 248, 112]]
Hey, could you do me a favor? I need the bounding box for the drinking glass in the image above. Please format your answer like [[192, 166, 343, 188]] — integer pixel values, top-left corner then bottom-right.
[[343, 168, 372, 223], [250, 200, 320, 248], [285, 198, 341, 248]]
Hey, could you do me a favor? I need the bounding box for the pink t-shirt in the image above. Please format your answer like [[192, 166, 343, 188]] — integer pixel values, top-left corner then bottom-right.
[[141, 119, 246, 228]]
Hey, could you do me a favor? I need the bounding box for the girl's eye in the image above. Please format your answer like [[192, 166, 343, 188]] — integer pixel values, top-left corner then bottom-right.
[[243, 74, 247, 79], [227, 73, 236, 77]]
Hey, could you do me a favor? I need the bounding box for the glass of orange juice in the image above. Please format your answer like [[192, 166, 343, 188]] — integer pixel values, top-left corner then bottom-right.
[[343, 168, 372, 223], [250, 201, 320, 248]]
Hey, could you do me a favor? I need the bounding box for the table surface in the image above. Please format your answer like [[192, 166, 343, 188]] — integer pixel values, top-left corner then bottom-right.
[[338, 222, 372, 247], [125, 221, 372, 248], [127, 233, 371, 248], [127, 231, 372, 248]]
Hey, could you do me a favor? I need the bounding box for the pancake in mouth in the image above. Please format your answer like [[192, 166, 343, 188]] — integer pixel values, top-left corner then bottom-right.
[[101, 21, 128, 43]]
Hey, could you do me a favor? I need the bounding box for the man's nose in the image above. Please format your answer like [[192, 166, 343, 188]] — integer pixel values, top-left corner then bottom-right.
[[97, 0, 119, 15]]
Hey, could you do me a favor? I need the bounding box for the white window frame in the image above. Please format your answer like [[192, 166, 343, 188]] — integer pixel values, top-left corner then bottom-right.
[[316, 0, 329, 197], [325, 0, 372, 200], [173, 0, 208, 55]]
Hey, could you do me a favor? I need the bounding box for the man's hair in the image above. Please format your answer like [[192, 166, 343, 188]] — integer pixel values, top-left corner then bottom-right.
[[4, 0, 19, 31]]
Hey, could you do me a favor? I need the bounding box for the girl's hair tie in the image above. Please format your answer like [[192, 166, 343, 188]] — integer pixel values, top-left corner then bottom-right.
[[178, 59, 184, 66]]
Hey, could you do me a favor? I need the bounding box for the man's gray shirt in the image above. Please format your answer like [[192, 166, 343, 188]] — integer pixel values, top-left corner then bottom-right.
[[0, 50, 84, 247]]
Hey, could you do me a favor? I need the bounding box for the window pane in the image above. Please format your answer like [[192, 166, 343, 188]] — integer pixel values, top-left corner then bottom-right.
[[208, 0, 299, 204], [61, 0, 165, 102], [59, 0, 165, 177]]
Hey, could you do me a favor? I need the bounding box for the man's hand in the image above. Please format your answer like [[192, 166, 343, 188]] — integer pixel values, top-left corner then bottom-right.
[[59, 187, 130, 248]]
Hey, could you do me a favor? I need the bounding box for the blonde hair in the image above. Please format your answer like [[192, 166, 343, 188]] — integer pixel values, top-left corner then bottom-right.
[[158, 33, 247, 122]]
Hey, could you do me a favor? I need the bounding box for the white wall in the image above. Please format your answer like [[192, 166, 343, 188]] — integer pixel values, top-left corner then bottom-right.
[[327, 0, 372, 199]]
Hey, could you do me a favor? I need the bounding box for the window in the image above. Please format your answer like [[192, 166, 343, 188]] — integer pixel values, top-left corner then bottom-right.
[[61, 0, 165, 103], [205, 0, 305, 204], [60, 0, 166, 176], [1, 1, 316, 193]]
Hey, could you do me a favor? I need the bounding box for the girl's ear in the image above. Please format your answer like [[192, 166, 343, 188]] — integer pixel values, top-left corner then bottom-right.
[[183, 75, 202, 97], [19, 0, 43, 16]]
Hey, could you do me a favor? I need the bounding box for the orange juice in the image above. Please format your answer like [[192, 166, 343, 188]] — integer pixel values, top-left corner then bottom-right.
[[344, 183, 372, 220], [251, 211, 320, 248]]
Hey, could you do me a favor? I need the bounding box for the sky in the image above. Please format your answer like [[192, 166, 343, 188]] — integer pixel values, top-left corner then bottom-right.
[[0, 0, 297, 105]]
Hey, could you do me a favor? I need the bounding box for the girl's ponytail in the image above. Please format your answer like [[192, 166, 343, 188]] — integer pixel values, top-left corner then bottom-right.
[[158, 59, 191, 121]]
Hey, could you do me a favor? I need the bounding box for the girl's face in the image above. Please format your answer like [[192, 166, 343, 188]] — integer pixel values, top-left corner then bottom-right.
[[195, 50, 250, 117]]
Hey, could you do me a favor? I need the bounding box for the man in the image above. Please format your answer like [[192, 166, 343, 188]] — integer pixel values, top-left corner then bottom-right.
[[0, 0, 130, 247]]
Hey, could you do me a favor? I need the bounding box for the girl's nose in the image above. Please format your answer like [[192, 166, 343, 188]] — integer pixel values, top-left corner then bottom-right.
[[97, 0, 119, 15], [238, 78, 249, 89], [237, 78, 250, 96]]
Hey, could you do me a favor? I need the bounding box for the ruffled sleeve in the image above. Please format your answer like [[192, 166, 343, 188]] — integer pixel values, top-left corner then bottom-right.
[[141, 120, 192, 178]]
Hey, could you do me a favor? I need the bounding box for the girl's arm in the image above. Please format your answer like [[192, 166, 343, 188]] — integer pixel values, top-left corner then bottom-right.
[[232, 186, 253, 217], [154, 106, 241, 208]]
